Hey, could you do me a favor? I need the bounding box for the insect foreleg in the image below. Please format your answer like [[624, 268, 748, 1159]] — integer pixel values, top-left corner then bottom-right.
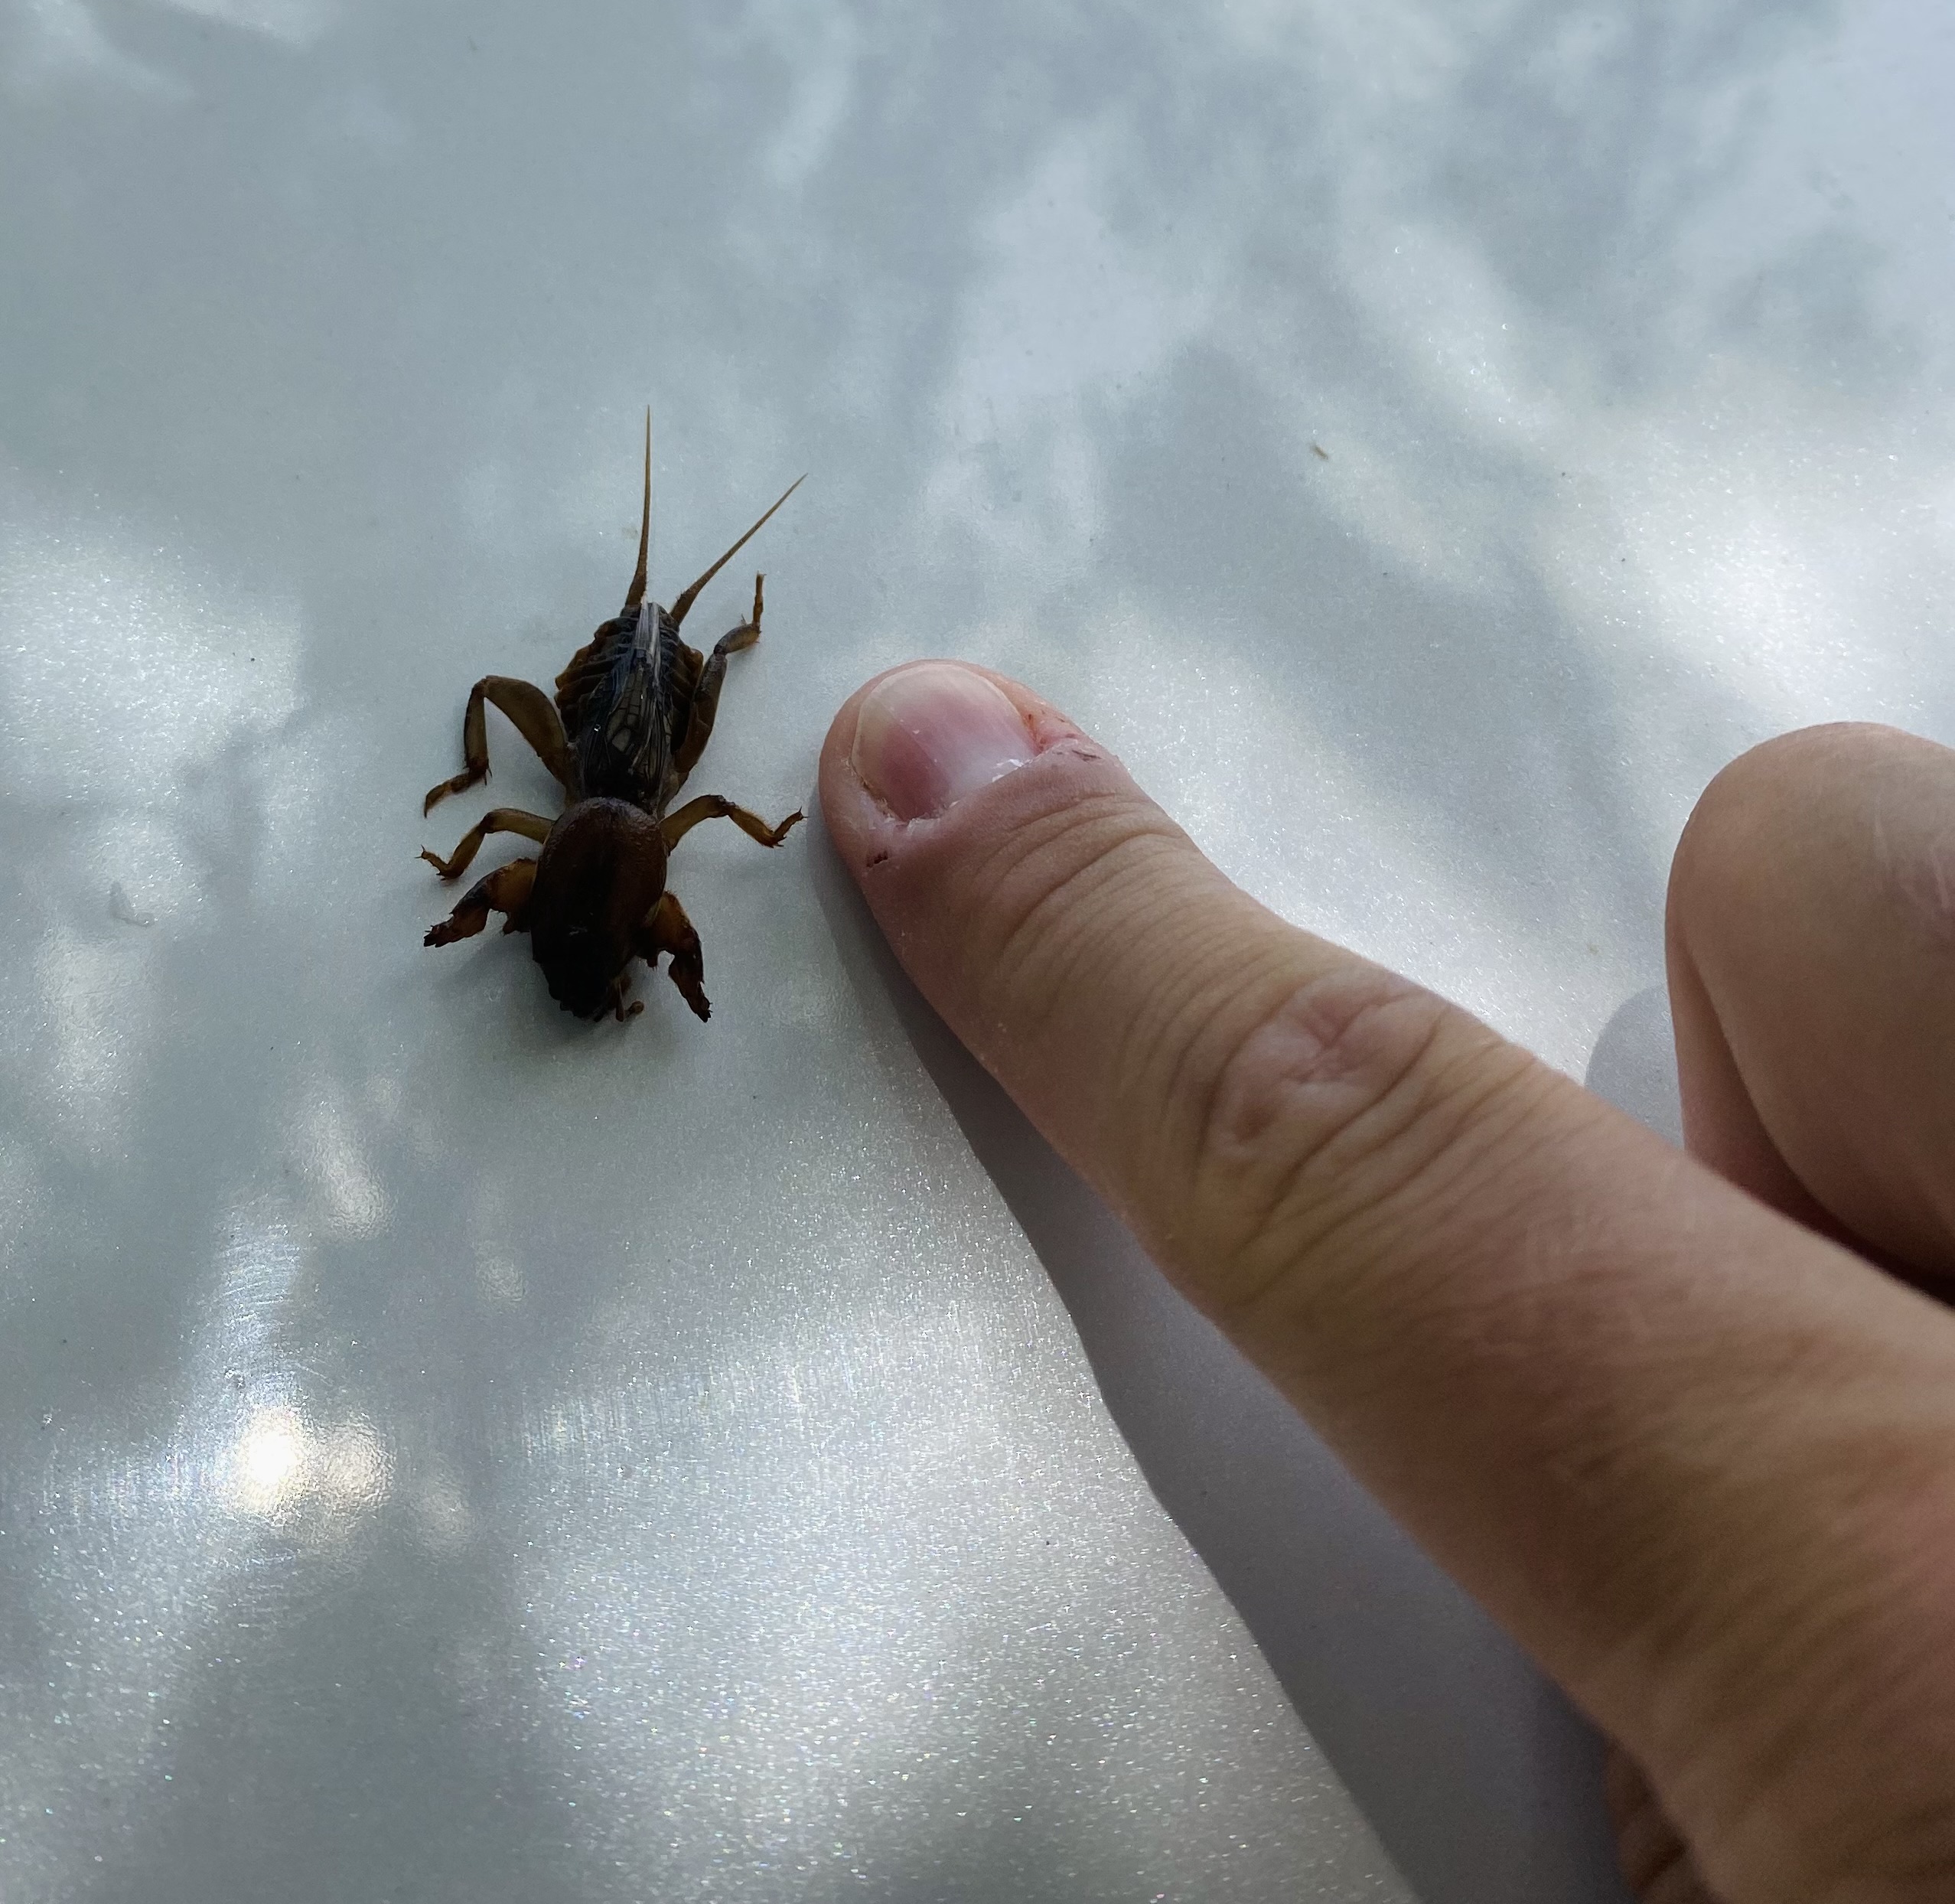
[[660, 792, 803, 851], [420, 807, 553, 881], [425, 858, 538, 947], [636, 891, 710, 1021], [424, 677, 578, 814]]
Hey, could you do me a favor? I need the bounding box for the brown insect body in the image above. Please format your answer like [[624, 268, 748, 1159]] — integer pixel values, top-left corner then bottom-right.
[[422, 420, 804, 1024], [526, 800, 670, 1020]]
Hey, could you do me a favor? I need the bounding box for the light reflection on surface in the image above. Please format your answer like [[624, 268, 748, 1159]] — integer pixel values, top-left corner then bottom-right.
[[0, 474, 301, 804], [233, 1408, 306, 1511], [506, 1289, 1370, 1899], [1, 0, 1952, 1900], [223, 1409, 391, 1523]]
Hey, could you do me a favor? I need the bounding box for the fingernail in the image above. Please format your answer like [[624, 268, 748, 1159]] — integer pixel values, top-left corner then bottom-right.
[[851, 663, 1038, 820]]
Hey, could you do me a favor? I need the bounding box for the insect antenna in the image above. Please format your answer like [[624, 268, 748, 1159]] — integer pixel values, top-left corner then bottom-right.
[[624, 408, 653, 613], [666, 473, 806, 628]]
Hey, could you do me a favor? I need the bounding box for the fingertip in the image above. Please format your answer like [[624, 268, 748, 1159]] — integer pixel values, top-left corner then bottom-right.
[[819, 660, 1089, 871]]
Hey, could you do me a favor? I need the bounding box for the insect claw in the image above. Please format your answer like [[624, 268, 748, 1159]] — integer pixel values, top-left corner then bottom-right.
[[424, 765, 487, 815]]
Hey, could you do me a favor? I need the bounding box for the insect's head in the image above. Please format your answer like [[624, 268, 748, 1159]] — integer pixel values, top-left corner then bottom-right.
[[527, 799, 670, 1020]]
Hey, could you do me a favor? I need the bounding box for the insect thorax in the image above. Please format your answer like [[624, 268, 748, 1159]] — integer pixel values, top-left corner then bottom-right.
[[573, 609, 681, 807]]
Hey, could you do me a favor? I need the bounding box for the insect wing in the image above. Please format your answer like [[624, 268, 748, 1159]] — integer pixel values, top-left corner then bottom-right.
[[575, 608, 671, 800]]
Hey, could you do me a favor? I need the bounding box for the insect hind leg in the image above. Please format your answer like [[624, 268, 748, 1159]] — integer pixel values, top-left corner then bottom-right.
[[671, 575, 765, 783], [425, 677, 577, 814]]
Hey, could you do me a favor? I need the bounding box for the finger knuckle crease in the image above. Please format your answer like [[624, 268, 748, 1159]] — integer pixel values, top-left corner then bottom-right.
[[1191, 968, 1488, 1309]]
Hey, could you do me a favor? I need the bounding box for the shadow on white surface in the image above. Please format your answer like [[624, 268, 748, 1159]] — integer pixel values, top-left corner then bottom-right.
[[1585, 983, 1686, 1149]]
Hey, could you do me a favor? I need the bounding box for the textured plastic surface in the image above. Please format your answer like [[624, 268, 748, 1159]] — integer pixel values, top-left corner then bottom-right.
[[3, 2, 1952, 1899]]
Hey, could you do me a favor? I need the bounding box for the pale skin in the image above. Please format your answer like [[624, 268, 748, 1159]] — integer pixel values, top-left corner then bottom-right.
[[819, 667, 1955, 1904]]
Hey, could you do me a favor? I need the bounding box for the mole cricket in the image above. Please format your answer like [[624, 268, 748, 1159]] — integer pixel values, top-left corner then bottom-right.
[[421, 419, 804, 1024]]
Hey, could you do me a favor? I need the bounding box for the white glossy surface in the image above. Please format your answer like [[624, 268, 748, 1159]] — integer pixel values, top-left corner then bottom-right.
[[3, 2, 1952, 1899]]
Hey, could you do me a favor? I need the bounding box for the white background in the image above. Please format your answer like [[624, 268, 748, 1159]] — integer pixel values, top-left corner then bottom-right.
[[2, 1, 1952, 1899]]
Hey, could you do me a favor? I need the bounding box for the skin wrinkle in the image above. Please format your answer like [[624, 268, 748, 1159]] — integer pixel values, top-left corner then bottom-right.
[[1265, 1025, 1533, 1296], [1520, 1406, 1902, 1845], [972, 800, 1184, 1029], [1090, 869, 1283, 1108], [846, 774, 1143, 1078], [963, 796, 1088, 901], [1109, 934, 1241, 1179], [1188, 986, 1484, 1318], [1219, 1058, 1553, 1403], [1084, 879, 1285, 1203], [1396, 1094, 1629, 1371], [1645, 1508, 1915, 1782], [1109, 874, 1251, 1066], [986, 846, 1169, 1091], [1207, 970, 1439, 1148], [1226, 1078, 1952, 1768], [1122, 918, 1250, 1117], [1497, 1117, 1734, 1367], [1629, 1428, 1955, 1902], [1528, 1316, 1736, 1515], [1518, 1342, 1734, 1560], [1582, 1241, 1934, 1533], [1145, 924, 1305, 1201], [1016, 835, 1193, 1035], [963, 810, 1272, 1201], [1667, 1527, 1898, 1808]]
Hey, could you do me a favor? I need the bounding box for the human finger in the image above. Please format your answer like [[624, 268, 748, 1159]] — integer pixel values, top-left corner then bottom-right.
[[821, 662, 1955, 1904], [1668, 722, 1955, 1280]]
